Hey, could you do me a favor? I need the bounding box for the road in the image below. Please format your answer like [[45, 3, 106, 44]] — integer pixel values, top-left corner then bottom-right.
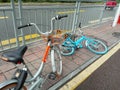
[[75, 46, 120, 90]]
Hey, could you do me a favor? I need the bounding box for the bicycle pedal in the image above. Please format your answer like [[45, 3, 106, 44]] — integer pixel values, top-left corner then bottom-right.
[[48, 72, 57, 80]]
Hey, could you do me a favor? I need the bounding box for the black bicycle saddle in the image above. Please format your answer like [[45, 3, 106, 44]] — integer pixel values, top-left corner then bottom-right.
[[1, 45, 28, 64]]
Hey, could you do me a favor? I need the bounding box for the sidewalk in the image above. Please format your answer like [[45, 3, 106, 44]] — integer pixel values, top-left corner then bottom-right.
[[0, 21, 120, 90]]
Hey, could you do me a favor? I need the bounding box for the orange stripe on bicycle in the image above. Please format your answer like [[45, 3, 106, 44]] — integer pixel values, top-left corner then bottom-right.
[[42, 46, 50, 62]]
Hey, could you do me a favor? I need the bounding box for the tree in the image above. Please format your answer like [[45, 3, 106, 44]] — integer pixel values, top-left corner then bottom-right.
[[116, 0, 120, 3], [0, 0, 9, 2]]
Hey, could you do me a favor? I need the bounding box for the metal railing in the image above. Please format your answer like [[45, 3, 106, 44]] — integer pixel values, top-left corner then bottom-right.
[[0, 7, 15, 50], [0, 0, 117, 51]]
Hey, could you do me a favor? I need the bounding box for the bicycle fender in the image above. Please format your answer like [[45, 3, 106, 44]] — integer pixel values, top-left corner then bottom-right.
[[0, 79, 18, 89]]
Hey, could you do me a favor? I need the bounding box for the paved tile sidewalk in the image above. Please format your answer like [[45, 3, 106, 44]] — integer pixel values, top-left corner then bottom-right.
[[0, 21, 120, 90]]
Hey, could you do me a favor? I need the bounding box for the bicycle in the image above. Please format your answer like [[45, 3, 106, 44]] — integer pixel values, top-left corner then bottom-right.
[[61, 23, 108, 56], [0, 15, 68, 90]]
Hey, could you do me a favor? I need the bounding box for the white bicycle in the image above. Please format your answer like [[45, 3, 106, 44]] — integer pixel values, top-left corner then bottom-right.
[[0, 15, 68, 90]]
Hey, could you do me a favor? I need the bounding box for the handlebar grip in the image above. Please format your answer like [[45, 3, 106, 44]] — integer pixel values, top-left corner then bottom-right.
[[55, 14, 68, 20], [18, 24, 32, 29]]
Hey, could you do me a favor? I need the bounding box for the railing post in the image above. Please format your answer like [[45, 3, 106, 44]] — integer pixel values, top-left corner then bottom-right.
[[11, 0, 19, 47], [99, 1, 106, 23], [11, 0, 25, 47], [72, 0, 81, 33], [18, 0, 25, 45]]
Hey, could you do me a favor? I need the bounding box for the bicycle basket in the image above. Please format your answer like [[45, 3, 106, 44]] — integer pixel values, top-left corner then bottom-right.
[[62, 33, 77, 41], [41, 29, 63, 44]]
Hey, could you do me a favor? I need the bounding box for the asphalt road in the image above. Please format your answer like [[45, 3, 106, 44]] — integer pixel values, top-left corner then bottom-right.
[[75, 48, 120, 90]]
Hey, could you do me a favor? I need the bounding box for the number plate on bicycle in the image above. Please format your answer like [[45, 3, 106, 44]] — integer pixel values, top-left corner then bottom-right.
[[14, 69, 22, 78]]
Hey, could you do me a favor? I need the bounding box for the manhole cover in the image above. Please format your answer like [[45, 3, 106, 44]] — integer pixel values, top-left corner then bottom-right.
[[112, 32, 120, 38]]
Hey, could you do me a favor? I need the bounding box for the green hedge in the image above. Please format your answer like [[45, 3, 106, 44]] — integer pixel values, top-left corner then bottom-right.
[[1, 0, 120, 3], [0, 0, 102, 2]]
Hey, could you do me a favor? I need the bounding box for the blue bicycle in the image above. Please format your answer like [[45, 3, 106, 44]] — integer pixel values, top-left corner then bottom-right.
[[61, 23, 108, 56]]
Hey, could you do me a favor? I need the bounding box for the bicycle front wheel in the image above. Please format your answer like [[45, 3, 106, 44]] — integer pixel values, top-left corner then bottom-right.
[[60, 45, 75, 56], [0, 83, 27, 90], [85, 38, 108, 54], [51, 46, 62, 76]]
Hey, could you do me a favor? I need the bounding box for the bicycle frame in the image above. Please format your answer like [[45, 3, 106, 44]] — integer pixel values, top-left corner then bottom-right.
[[0, 15, 67, 90], [63, 35, 95, 49], [20, 40, 51, 90]]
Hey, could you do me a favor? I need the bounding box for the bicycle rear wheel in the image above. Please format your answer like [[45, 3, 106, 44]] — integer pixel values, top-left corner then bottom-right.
[[51, 46, 62, 76], [60, 45, 75, 56], [0, 83, 27, 90], [85, 38, 108, 54]]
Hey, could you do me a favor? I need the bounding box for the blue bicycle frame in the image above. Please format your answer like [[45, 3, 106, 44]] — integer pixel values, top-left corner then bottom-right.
[[63, 35, 93, 49]]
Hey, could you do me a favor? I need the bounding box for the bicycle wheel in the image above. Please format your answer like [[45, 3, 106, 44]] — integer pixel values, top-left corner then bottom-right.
[[51, 46, 62, 76], [85, 38, 108, 54], [60, 45, 75, 56], [0, 83, 27, 90]]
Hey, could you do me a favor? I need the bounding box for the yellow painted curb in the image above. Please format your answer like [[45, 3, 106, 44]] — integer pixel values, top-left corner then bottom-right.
[[59, 43, 120, 90], [57, 10, 85, 14], [0, 30, 69, 46], [0, 34, 40, 45], [0, 16, 8, 19]]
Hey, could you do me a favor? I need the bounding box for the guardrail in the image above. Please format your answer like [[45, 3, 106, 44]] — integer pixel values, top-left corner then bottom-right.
[[0, 1, 117, 51], [0, 7, 15, 51]]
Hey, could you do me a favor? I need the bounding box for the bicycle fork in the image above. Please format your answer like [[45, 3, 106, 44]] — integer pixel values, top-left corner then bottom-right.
[[42, 41, 57, 80]]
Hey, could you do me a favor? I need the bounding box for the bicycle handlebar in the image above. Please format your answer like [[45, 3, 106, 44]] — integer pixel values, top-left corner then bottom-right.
[[18, 24, 32, 29], [55, 14, 68, 20], [18, 14, 68, 35]]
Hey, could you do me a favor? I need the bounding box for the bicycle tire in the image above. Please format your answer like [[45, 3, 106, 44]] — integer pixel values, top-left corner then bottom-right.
[[85, 38, 108, 54], [0, 83, 27, 90], [60, 45, 75, 56], [51, 46, 62, 75]]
